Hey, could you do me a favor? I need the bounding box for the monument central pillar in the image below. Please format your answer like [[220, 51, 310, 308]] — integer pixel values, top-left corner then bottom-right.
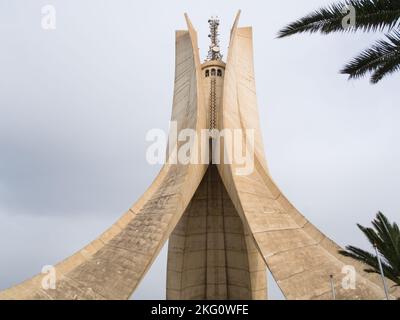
[[167, 165, 267, 300]]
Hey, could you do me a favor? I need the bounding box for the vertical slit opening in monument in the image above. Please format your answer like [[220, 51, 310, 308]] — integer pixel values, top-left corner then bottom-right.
[[267, 270, 286, 300], [130, 241, 169, 300]]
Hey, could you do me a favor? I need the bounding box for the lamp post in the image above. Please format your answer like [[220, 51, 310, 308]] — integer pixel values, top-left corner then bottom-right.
[[330, 275, 336, 300], [373, 243, 390, 300]]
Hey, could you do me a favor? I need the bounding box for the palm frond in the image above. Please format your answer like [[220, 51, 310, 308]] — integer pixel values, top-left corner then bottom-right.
[[278, 0, 400, 38], [370, 52, 400, 82], [339, 212, 400, 286], [371, 212, 400, 271], [340, 30, 400, 83], [339, 246, 400, 285]]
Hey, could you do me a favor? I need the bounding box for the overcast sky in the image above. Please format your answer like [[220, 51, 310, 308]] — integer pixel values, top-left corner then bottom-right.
[[0, 0, 399, 300]]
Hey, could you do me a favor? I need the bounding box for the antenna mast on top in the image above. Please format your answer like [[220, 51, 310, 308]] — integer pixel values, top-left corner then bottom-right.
[[206, 17, 223, 61]]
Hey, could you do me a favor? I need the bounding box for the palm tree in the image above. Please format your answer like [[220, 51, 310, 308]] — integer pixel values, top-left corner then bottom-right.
[[339, 212, 400, 286], [278, 0, 400, 83]]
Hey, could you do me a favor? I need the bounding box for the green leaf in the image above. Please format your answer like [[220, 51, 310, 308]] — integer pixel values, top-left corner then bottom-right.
[[278, 0, 400, 38], [339, 212, 400, 286]]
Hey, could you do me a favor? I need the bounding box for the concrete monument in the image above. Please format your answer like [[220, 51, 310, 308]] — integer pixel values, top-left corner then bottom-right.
[[1, 12, 398, 300]]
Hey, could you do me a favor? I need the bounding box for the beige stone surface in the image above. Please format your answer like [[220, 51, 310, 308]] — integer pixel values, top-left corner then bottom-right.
[[217, 11, 399, 300], [167, 165, 267, 300], [1, 12, 398, 300], [0, 15, 207, 300]]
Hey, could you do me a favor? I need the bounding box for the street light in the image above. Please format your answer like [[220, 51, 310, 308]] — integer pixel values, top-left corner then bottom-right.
[[373, 243, 390, 300], [330, 275, 336, 300]]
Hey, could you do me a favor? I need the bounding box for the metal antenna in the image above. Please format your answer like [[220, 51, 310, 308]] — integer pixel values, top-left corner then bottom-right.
[[207, 16, 223, 61]]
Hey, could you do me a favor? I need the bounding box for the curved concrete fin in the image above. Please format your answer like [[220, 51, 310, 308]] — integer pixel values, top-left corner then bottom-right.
[[0, 18, 208, 300], [219, 18, 399, 300], [230, 10, 242, 43]]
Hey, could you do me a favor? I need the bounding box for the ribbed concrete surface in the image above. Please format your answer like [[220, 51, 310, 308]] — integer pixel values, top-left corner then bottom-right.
[[0, 16, 208, 300], [217, 11, 399, 300], [167, 165, 266, 300]]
